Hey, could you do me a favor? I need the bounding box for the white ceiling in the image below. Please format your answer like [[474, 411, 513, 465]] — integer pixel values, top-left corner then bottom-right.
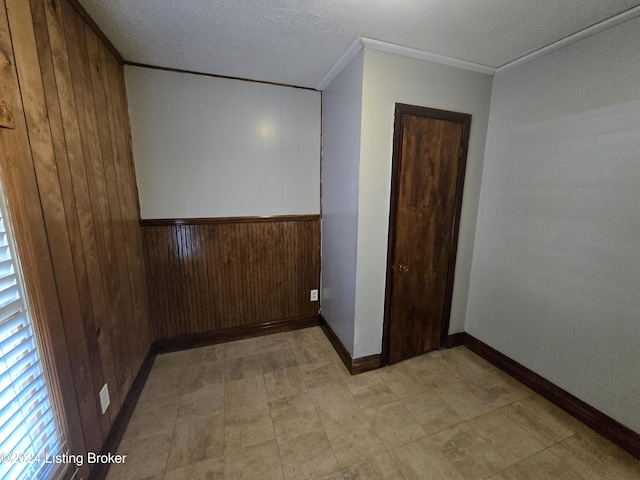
[[79, 0, 640, 89]]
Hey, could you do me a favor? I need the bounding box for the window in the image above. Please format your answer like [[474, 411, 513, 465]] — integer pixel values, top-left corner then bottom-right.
[[0, 181, 65, 480]]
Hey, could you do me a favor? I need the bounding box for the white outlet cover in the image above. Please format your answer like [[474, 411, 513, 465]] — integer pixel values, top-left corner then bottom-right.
[[310, 289, 318, 301], [99, 384, 110, 414]]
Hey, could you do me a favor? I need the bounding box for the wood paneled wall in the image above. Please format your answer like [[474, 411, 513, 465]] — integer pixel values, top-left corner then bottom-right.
[[142, 217, 320, 339], [0, 0, 150, 477]]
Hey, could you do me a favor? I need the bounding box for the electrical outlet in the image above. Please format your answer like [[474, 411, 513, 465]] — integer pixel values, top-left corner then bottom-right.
[[310, 289, 318, 301], [99, 383, 110, 414]]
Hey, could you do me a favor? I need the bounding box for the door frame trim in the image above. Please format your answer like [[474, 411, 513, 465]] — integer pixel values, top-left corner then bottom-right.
[[382, 103, 472, 365]]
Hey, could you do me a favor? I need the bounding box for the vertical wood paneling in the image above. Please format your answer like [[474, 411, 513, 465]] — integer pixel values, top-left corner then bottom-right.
[[142, 218, 320, 339], [7, 0, 107, 451], [84, 22, 135, 408], [0, 0, 150, 474], [0, 2, 89, 477], [96, 38, 140, 374], [108, 46, 151, 366], [61, 1, 126, 425], [40, 0, 120, 434]]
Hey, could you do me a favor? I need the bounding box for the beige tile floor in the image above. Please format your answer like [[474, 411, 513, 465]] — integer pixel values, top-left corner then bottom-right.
[[106, 326, 640, 480]]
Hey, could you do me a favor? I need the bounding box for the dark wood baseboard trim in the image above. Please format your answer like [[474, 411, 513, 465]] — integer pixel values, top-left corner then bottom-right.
[[351, 354, 382, 375], [140, 214, 320, 227], [445, 332, 465, 348], [154, 315, 320, 354], [89, 346, 156, 480], [464, 333, 640, 459], [319, 315, 382, 375], [319, 315, 352, 371]]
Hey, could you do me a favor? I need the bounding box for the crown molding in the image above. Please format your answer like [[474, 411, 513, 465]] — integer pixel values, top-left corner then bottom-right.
[[317, 5, 640, 89], [317, 36, 496, 90], [360, 37, 496, 76], [496, 5, 640, 74], [316, 37, 364, 90]]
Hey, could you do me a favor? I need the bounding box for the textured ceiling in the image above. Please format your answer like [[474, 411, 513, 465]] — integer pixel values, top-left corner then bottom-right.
[[78, 0, 640, 89]]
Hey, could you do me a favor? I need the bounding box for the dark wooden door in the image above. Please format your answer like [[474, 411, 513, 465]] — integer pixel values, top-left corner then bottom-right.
[[384, 104, 471, 364]]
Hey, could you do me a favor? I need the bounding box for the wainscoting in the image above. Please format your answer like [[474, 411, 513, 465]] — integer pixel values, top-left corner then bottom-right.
[[142, 215, 321, 339]]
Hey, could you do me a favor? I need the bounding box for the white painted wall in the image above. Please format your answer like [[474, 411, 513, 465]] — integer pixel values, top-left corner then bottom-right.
[[353, 50, 493, 357], [125, 65, 321, 218], [466, 17, 640, 433], [320, 51, 364, 355]]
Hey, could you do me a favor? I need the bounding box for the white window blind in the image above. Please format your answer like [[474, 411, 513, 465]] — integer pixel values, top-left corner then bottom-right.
[[0, 182, 65, 480]]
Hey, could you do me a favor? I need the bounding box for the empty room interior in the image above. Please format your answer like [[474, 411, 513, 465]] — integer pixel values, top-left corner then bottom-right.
[[1, 0, 639, 479]]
